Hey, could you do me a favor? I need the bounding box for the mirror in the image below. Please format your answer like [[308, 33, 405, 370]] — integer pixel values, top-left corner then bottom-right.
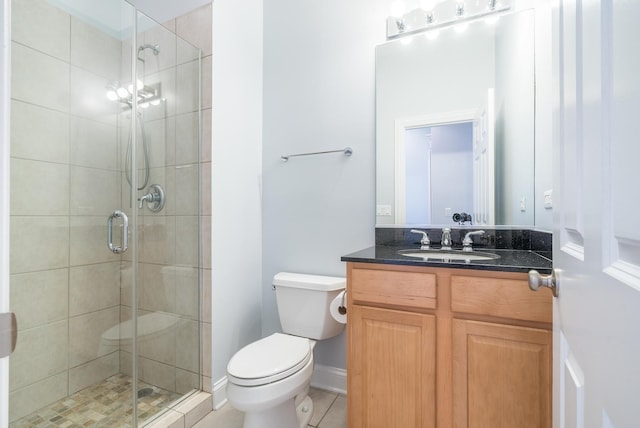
[[376, 8, 536, 227]]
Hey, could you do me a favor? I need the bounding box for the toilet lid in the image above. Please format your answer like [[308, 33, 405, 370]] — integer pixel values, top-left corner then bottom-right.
[[227, 333, 311, 387]]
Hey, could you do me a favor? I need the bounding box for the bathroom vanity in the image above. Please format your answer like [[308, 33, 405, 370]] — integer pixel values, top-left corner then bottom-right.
[[342, 244, 553, 428]]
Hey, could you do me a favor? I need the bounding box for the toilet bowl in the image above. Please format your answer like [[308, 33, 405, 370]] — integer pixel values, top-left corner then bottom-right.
[[225, 272, 346, 428]]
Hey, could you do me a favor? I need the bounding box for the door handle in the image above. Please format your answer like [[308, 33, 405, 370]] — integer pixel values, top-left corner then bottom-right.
[[0, 312, 17, 358], [107, 210, 129, 254], [528, 269, 559, 297]]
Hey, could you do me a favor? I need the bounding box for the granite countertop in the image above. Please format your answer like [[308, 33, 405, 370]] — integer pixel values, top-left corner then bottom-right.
[[341, 245, 552, 274]]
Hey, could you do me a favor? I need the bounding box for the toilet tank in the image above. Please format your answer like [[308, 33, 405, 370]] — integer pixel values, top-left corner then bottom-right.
[[273, 272, 346, 340]]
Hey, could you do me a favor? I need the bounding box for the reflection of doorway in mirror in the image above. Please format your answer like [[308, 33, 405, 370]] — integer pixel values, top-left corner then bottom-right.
[[404, 123, 474, 225]]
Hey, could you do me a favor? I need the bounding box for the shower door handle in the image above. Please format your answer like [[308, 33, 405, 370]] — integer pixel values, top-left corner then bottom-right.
[[107, 210, 129, 254]]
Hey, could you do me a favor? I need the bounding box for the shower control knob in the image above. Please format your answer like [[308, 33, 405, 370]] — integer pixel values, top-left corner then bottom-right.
[[138, 184, 166, 212]]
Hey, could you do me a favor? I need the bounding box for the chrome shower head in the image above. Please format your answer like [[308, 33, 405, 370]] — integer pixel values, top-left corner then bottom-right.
[[137, 44, 160, 61]]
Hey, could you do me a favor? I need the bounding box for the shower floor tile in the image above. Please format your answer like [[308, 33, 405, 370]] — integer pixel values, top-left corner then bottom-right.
[[10, 373, 181, 428]]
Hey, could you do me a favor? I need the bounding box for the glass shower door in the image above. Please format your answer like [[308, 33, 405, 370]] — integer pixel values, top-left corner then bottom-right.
[[8, 1, 201, 425]]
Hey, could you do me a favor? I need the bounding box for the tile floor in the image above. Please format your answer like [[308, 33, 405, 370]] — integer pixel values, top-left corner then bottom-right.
[[10, 374, 181, 428], [193, 387, 347, 428]]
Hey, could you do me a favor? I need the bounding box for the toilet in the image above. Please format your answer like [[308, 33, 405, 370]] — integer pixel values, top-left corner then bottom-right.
[[226, 272, 346, 428]]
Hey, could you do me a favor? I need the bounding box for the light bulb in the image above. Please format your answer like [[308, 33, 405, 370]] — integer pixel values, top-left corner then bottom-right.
[[136, 79, 144, 90], [127, 83, 134, 94], [420, 0, 437, 10], [140, 102, 149, 109], [426, 30, 440, 40], [390, 0, 406, 17], [150, 99, 161, 106], [116, 87, 129, 98], [106, 89, 118, 101]]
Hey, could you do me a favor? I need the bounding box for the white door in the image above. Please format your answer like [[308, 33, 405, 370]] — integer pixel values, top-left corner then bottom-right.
[[552, 0, 640, 427], [472, 89, 495, 226]]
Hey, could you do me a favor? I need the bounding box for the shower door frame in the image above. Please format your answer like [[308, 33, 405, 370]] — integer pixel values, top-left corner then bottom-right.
[[0, 0, 11, 426]]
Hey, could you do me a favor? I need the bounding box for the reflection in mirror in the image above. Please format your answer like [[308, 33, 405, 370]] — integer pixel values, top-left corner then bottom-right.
[[376, 8, 535, 227]]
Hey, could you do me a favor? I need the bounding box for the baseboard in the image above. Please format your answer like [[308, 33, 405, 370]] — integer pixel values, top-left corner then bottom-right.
[[311, 364, 347, 395], [212, 376, 228, 410]]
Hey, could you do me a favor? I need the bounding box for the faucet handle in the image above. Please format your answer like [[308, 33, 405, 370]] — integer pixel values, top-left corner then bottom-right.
[[462, 230, 486, 251], [441, 227, 452, 250], [410, 229, 431, 248]]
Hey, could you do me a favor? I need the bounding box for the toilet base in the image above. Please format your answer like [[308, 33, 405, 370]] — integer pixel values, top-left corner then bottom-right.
[[241, 394, 313, 428], [296, 395, 313, 428]]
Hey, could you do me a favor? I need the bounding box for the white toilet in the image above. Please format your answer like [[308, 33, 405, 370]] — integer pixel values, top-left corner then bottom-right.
[[226, 272, 346, 428]]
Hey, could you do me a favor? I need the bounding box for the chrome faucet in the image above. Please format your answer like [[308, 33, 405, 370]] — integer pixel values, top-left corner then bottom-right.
[[441, 228, 452, 250], [410, 229, 431, 249], [462, 230, 486, 252]]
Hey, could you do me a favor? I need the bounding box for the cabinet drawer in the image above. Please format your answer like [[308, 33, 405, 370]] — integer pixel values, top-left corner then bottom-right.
[[451, 275, 552, 323], [350, 267, 436, 309]]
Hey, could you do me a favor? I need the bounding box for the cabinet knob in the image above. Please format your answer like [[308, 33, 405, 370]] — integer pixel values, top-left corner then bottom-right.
[[528, 269, 559, 297]]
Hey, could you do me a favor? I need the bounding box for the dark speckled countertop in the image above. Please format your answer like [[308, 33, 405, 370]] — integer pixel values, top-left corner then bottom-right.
[[341, 245, 552, 274]]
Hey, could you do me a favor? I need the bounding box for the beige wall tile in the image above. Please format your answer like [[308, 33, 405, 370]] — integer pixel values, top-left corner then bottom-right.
[[175, 4, 212, 57], [176, 61, 200, 115], [11, 100, 70, 164], [71, 116, 118, 170], [140, 216, 176, 265], [201, 55, 212, 110], [176, 216, 199, 267], [69, 306, 120, 367], [175, 319, 199, 372], [141, 357, 176, 392], [176, 368, 200, 395], [9, 320, 68, 390], [142, 67, 177, 120], [200, 162, 211, 216], [71, 166, 120, 215], [9, 372, 68, 422], [11, 42, 70, 113], [11, 0, 71, 61], [69, 351, 119, 394], [201, 109, 212, 163], [175, 266, 199, 320], [175, 164, 199, 215], [11, 158, 70, 216], [10, 216, 70, 273], [175, 112, 199, 165], [69, 262, 120, 316], [70, 216, 121, 266], [201, 322, 211, 378], [70, 17, 122, 80], [140, 262, 176, 313], [10, 268, 69, 330], [143, 116, 174, 168]]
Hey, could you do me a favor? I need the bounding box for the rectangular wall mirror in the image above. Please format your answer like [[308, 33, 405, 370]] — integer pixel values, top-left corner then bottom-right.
[[375, 7, 536, 227]]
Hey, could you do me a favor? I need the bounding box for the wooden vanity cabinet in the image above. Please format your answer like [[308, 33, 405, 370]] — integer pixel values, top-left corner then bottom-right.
[[346, 263, 552, 428]]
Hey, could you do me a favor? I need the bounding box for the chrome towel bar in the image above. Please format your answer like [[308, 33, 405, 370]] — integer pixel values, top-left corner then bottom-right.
[[281, 147, 353, 162]]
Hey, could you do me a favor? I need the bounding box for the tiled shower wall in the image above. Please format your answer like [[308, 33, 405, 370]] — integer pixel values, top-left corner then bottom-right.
[[8, 0, 212, 422]]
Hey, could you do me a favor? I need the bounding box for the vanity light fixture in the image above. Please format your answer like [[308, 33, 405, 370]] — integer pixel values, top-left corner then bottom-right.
[[386, 0, 510, 39]]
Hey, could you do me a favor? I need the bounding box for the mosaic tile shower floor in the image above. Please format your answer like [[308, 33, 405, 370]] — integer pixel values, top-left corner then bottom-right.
[[10, 374, 181, 428]]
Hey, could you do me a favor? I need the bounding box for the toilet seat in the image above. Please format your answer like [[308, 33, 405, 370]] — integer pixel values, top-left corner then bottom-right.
[[227, 333, 312, 387]]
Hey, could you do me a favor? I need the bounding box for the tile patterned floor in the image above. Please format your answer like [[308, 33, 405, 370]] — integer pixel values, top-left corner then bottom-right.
[[193, 387, 347, 428], [10, 374, 181, 428]]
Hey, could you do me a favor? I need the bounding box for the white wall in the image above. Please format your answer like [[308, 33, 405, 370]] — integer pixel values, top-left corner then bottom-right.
[[262, 0, 385, 369], [128, 0, 210, 24], [211, 0, 264, 387], [494, 9, 535, 226]]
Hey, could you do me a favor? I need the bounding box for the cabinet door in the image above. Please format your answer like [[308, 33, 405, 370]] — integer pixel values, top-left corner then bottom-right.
[[452, 319, 551, 428], [349, 305, 436, 428]]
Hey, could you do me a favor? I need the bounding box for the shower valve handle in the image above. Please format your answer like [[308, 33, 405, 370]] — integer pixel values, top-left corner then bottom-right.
[[138, 184, 166, 212]]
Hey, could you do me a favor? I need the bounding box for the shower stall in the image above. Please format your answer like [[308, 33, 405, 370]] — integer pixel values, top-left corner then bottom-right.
[[8, 0, 202, 426]]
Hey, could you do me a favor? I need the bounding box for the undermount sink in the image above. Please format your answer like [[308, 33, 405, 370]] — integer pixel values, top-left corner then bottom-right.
[[397, 249, 501, 262]]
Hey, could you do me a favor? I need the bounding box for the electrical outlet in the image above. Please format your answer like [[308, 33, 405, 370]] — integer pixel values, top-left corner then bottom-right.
[[520, 197, 526, 212], [544, 190, 553, 209], [376, 205, 392, 216]]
